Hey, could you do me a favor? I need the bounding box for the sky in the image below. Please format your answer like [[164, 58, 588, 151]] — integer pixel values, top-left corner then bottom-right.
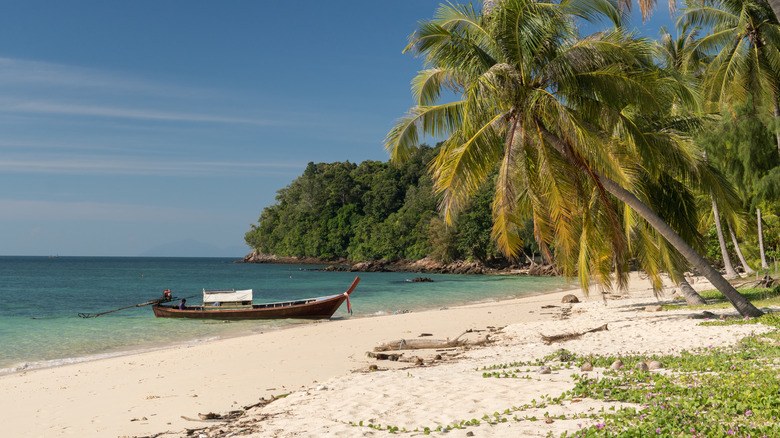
[[0, 1, 674, 257]]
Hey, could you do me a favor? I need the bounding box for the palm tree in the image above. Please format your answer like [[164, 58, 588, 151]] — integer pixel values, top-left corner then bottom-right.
[[655, 24, 744, 279], [681, 0, 780, 151], [655, 24, 709, 78], [386, 0, 763, 316], [681, 0, 780, 269], [729, 223, 756, 274]]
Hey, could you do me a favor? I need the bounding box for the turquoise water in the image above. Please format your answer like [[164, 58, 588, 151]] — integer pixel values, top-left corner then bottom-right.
[[0, 256, 569, 374]]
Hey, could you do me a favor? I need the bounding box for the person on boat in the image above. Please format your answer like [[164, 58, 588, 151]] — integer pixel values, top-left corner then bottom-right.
[[179, 298, 186, 310]]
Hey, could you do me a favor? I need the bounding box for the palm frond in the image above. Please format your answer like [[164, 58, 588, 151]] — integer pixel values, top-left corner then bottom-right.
[[384, 102, 465, 164]]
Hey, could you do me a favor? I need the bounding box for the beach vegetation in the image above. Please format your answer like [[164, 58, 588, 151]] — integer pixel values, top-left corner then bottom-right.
[[349, 316, 780, 436], [244, 146, 528, 264], [678, 0, 780, 274], [385, 0, 763, 316], [663, 285, 780, 310]]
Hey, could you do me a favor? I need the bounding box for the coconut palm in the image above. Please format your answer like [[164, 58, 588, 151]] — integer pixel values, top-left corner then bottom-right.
[[655, 25, 743, 279], [655, 24, 710, 79], [386, 0, 763, 316], [729, 223, 756, 274], [681, 0, 780, 269], [681, 0, 780, 149]]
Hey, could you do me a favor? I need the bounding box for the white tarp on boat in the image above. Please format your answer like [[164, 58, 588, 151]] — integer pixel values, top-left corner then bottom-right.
[[203, 289, 253, 303]]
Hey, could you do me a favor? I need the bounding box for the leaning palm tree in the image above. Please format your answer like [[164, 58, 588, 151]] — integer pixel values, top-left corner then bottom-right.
[[386, 0, 763, 316]]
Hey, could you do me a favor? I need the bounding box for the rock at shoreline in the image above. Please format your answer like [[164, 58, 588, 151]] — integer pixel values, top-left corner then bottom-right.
[[237, 252, 558, 277], [348, 260, 390, 272], [237, 252, 350, 266], [528, 264, 558, 276], [239, 252, 279, 263], [561, 294, 580, 304]]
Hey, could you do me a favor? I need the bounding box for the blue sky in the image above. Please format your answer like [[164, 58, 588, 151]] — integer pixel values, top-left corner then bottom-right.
[[0, 1, 674, 257]]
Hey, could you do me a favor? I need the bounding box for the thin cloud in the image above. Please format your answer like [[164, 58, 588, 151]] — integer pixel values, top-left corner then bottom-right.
[[0, 157, 304, 176], [0, 57, 286, 126], [0, 57, 199, 96], [0, 100, 280, 126], [0, 199, 212, 222]]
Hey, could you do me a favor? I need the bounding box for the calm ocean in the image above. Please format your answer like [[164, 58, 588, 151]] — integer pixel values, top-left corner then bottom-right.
[[0, 256, 568, 375]]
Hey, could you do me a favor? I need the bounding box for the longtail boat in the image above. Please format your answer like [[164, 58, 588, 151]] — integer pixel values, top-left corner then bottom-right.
[[151, 276, 360, 320]]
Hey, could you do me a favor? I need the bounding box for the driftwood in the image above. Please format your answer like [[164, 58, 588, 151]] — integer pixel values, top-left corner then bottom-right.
[[373, 331, 491, 352], [366, 351, 401, 361], [540, 324, 608, 344], [734, 274, 776, 290], [758, 275, 775, 289], [242, 394, 285, 411]]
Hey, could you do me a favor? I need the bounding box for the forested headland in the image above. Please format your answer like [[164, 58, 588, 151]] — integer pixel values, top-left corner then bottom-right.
[[244, 133, 778, 275], [243, 145, 539, 270]]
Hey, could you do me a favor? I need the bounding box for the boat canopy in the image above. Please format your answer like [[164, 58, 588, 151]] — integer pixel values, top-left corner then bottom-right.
[[203, 289, 253, 304]]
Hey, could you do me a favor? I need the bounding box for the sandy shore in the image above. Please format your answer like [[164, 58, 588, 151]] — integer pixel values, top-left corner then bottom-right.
[[2, 274, 772, 437]]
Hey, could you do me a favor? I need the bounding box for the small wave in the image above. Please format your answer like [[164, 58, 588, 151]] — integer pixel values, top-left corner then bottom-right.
[[471, 298, 499, 304], [0, 336, 223, 377]]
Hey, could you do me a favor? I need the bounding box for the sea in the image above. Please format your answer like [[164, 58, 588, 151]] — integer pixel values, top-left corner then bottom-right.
[[0, 256, 570, 375]]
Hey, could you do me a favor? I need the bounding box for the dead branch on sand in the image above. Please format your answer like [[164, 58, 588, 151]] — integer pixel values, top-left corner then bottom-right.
[[540, 324, 608, 344], [373, 331, 491, 351]]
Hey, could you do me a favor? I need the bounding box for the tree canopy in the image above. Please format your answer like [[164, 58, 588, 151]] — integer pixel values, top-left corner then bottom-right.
[[244, 145, 527, 263]]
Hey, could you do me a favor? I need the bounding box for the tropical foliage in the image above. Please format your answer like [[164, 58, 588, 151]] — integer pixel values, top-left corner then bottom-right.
[[679, 0, 780, 270], [246, 0, 780, 318], [244, 146, 526, 263], [383, 0, 761, 317]]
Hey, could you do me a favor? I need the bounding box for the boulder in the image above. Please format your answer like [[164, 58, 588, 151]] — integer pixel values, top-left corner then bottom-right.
[[528, 264, 558, 276], [561, 294, 580, 304], [349, 261, 390, 272]]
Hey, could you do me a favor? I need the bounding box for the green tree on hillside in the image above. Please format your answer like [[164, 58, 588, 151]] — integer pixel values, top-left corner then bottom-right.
[[245, 146, 513, 263]]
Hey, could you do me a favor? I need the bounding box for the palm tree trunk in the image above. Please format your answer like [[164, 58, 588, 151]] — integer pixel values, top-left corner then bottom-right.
[[711, 197, 739, 278], [598, 176, 762, 316], [758, 208, 770, 269], [774, 100, 780, 156], [538, 128, 763, 316], [769, 0, 780, 32], [678, 278, 707, 306], [728, 223, 755, 275]]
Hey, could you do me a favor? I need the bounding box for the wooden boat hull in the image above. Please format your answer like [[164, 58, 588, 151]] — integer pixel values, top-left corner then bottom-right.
[[151, 277, 359, 320]]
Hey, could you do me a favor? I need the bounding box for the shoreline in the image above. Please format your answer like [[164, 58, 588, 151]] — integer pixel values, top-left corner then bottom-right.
[[238, 252, 557, 276], [0, 283, 575, 378], [3, 273, 768, 437], [2, 285, 581, 437]]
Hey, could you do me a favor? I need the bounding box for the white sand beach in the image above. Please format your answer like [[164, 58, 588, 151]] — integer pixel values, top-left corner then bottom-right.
[[1, 274, 771, 437]]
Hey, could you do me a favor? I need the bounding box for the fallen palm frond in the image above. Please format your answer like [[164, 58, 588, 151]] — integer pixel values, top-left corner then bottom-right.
[[540, 324, 609, 344]]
